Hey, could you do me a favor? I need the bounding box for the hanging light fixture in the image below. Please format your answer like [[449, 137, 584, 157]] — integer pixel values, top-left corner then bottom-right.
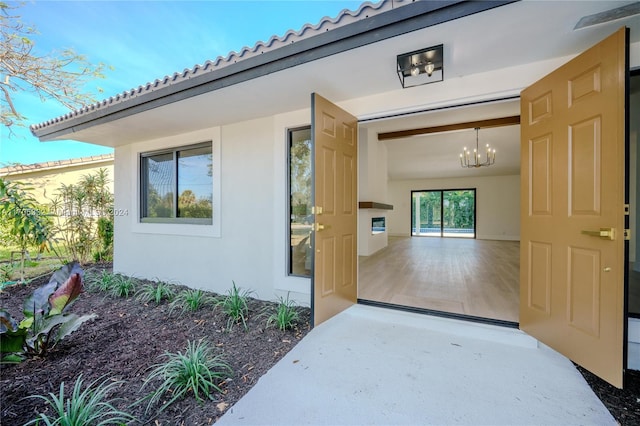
[[460, 128, 496, 168]]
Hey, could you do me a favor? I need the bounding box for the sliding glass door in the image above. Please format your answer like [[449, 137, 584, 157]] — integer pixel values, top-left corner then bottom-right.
[[411, 189, 475, 238]]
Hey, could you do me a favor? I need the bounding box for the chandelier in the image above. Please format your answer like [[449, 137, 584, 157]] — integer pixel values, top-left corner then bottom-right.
[[460, 127, 496, 168]]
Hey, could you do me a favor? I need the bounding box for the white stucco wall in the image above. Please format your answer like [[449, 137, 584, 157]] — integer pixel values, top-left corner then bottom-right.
[[113, 118, 314, 304], [386, 175, 520, 241], [112, 41, 637, 310]]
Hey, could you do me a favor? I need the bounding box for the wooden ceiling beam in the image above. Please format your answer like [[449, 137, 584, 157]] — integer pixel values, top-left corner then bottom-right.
[[378, 115, 521, 141]]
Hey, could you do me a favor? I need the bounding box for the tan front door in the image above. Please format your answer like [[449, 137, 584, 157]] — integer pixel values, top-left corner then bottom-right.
[[520, 28, 627, 388], [311, 93, 358, 326]]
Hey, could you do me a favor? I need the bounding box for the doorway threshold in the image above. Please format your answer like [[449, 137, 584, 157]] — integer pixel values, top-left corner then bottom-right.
[[357, 298, 519, 329]]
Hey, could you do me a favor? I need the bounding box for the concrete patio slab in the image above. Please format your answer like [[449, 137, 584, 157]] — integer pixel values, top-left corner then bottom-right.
[[218, 304, 615, 426]]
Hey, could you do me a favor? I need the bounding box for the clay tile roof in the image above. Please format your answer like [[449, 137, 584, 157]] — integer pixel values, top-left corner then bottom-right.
[[29, 0, 405, 135], [0, 153, 114, 177]]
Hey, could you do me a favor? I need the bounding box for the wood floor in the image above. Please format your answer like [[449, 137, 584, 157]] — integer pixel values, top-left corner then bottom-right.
[[358, 236, 520, 323]]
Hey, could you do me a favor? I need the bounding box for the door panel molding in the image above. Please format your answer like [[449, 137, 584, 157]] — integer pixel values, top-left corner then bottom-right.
[[312, 93, 358, 326], [520, 27, 627, 388]]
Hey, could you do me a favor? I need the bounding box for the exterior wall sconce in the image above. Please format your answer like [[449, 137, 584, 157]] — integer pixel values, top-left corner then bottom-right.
[[396, 44, 444, 88]]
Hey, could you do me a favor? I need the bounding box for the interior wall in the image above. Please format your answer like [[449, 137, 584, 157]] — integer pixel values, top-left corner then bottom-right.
[[387, 175, 520, 240], [358, 127, 390, 256]]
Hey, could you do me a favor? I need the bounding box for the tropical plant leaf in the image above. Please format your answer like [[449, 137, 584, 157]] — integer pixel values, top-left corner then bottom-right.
[[48, 269, 84, 315], [25, 314, 70, 349], [18, 316, 33, 329], [23, 280, 57, 317], [0, 353, 24, 364], [49, 261, 83, 288], [0, 310, 18, 333], [55, 313, 97, 343], [23, 262, 84, 317], [24, 313, 96, 355], [0, 327, 27, 354]]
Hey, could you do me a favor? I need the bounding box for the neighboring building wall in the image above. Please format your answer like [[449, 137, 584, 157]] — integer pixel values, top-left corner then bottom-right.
[[0, 155, 114, 206]]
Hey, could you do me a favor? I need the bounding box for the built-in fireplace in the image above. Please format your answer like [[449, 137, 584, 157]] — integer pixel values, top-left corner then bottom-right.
[[372, 217, 386, 235]]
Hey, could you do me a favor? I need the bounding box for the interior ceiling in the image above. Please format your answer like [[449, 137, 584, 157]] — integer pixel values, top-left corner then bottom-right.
[[51, 0, 640, 182], [365, 99, 522, 180]]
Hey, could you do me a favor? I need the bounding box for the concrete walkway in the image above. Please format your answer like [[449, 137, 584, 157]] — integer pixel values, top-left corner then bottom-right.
[[218, 304, 615, 426]]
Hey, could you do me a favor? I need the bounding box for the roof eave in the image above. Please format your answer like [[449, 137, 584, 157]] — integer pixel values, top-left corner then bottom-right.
[[31, 0, 517, 142]]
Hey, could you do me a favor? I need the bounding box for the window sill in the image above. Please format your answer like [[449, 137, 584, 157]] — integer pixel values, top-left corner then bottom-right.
[[132, 221, 220, 238]]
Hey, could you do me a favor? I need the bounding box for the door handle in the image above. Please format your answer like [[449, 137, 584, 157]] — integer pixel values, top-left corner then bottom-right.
[[581, 228, 615, 240], [315, 223, 329, 232]]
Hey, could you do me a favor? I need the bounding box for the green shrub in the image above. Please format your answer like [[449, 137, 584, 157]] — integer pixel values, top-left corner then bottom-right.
[[84, 270, 136, 298], [107, 275, 136, 298], [169, 289, 215, 315], [215, 281, 252, 331], [87, 270, 136, 298], [264, 293, 300, 331], [84, 269, 113, 293], [0, 178, 53, 281], [0, 262, 96, 363], [94, 216, 114, 262], [49, 169, 114, 264], [0, 262, 16, 282], [25, 375, 136, 426], [140, 339, 233, 413], [136, 281, 175, 305]]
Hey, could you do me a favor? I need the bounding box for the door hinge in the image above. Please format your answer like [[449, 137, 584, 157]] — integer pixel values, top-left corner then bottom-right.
[[624, 229, 631, 241], [624, 204, 630, 215]]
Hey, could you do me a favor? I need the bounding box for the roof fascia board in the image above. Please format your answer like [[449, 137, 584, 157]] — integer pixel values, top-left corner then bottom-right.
[[35, 0, 517, 142]]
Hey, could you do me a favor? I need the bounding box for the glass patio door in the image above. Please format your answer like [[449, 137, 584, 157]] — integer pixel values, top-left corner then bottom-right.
[[411, 189, 475, 238]]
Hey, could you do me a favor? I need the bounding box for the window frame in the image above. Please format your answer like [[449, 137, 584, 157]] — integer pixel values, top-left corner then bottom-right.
[[139, 141, 213, 225], [287, 125, 312, 278], [410, 188, 477, 238]]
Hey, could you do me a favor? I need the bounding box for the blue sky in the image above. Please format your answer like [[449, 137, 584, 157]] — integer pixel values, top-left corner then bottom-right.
[[0, 0, 366, 166]]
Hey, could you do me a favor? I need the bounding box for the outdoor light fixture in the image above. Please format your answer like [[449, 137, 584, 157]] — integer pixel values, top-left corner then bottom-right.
[[396, 44, 444, 88], [460, 128, 496, 168]]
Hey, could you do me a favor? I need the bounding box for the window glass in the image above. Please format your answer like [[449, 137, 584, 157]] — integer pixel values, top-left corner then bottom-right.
[[143, 152, 174, 218], [412, 189, 475, 238], [178, 146, 213, 218], [412, 191, 441, 236], [288, 127, 312, 277], [443, 190, 475, 237], [141, 143, 212, 223]]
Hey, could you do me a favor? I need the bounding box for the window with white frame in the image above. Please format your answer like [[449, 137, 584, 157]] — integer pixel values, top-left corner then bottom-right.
[[140, 142, 213, 224]]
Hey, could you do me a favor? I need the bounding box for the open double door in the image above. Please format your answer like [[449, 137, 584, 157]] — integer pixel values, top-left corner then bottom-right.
[[311, 28, 629, 388]]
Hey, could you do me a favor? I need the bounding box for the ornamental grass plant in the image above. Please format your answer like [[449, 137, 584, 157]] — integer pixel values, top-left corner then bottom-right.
[[140, 339, 233, 413], [25, 375, 136, 426]]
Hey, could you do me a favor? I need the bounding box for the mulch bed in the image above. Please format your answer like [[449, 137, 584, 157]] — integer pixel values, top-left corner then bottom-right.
[[1, 263, 311, 425], [577, 366, 640, 425], [1, 263, 639, 425]]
